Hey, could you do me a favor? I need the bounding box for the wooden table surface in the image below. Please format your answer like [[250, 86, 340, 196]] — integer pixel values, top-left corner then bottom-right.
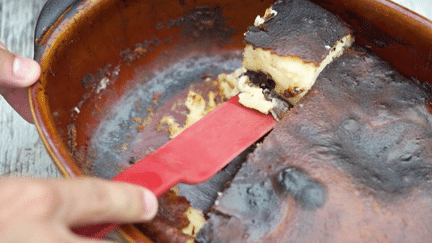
[[0, 0, 59, 178], [0, 0, 431, 179]]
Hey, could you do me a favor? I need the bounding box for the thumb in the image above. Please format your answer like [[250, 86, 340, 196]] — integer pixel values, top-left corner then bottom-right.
[[55, 178, 159, 227], [0, 43, 41, 123], [0, 178, 158, 242], [0, 48, 40, 88]]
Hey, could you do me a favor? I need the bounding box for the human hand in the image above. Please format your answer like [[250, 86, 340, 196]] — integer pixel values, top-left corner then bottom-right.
[[0, 177, 158, 242], [0, 41, 41, 123]]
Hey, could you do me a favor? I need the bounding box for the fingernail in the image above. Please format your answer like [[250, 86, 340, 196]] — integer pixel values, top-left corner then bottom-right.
[[13, 55, 40, 86], [141, 189, 158, 221]]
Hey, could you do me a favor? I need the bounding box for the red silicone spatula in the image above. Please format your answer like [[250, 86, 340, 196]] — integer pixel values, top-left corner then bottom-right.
[[74, 94, 276, 238]]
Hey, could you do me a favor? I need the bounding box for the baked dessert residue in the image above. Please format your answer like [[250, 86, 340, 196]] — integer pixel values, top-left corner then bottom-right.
[[197, 47, 432, 243]]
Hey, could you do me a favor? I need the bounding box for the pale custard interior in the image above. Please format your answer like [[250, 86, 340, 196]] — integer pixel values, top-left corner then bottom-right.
[[243, 34, 354, 104]]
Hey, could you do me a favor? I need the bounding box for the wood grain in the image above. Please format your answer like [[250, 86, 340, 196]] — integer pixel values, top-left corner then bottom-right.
[[0, 0, 60, 178]]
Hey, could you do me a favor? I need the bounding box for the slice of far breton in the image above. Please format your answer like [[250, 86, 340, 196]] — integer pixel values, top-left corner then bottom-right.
[[243, 0, 354, 104]]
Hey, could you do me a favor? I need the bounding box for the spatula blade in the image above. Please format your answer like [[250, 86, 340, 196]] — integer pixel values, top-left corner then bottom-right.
[[75, 95, 276, 238]]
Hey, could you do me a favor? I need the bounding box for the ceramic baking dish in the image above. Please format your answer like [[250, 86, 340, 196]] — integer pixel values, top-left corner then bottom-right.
[[30, 0, 432, 241]]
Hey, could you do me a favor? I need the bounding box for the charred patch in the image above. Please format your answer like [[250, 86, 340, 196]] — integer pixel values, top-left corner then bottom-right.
[[263, 89, 293, 120], [81, 73, 97, 90], [332, 117, 432, 198], [258, 24, 269, 32], [244, 0, 352, 64], [200, 173, 284, 241], [216, 179, 278, 216], [128, 156, 136, 165], [195, 213, 239, 243], [80, 63, 120, 91], [137, 190, 194, 242], [181, 6, 235, 41], [277, 167, 326, 210], [119, 38, 162, 65], [245, 70, 276, 90]]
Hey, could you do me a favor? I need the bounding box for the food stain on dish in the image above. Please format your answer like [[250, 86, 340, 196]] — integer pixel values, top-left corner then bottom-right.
[[159, 88, 223, 139]]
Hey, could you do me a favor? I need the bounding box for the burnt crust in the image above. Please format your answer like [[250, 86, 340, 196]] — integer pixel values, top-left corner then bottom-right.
[[197, 47, 432, 242], [244, 0, 352, 65], [276, 167, 326, 210], [137, 190, 194, 243]]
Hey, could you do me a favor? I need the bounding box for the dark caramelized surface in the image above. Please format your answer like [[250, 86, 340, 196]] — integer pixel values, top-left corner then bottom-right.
[[244, 0, 352, 65], [197, 47, 432, 242], [137, 190, 193, 243]]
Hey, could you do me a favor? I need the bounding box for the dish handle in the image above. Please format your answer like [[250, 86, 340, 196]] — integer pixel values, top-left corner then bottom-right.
[[34, 0, 81, 60]]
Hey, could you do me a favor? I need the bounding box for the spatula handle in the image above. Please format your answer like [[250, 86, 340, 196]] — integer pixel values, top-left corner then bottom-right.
[[73, 154, 182, 239]]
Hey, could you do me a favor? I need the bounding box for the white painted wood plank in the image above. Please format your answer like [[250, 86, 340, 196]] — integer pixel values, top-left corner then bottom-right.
[[0, 0, 60, 178], [391, 0, 432, 20]]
